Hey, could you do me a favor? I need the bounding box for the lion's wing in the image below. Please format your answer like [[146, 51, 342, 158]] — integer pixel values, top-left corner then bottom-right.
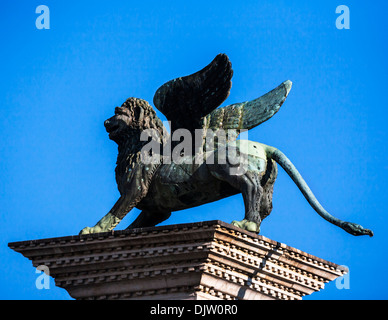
[[153, 53, 233, 133], [205, 80, 292, 141]]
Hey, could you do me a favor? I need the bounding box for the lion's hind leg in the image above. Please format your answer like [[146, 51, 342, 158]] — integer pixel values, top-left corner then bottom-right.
[[208, 162, 263, 233], [259, 158, 277, 220], [230, 171, 264, 233]]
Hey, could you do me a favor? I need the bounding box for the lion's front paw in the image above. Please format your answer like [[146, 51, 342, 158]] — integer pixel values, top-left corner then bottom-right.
[[79, 226, 92, 235], [79, 213, 122, 235], [79, 226, 103, 235], [231, 219, 260, 233]]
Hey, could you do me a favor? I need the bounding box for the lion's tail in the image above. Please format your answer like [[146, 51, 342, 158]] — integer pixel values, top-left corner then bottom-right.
[[265, 145, 373, 236]]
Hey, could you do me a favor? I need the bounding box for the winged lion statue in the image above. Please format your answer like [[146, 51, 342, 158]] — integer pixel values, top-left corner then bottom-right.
[[80, 54, 373, 237]]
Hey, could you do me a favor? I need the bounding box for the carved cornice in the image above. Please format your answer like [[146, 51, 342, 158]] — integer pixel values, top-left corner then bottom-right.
[[9, 220, 347, 300]]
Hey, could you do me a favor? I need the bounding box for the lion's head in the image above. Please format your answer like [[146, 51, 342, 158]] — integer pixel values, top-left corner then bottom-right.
[[104, 97, 165, 145]]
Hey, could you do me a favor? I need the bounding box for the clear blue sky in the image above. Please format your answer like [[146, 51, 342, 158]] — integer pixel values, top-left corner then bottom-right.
[[1, 0, 387, 300]]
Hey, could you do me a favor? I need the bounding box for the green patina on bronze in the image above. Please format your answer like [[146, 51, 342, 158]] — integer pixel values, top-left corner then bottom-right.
[[80, 54, 373, 237]]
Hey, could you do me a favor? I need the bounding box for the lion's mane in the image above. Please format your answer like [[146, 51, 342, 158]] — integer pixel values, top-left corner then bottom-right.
[[114, 98, 166, 195]]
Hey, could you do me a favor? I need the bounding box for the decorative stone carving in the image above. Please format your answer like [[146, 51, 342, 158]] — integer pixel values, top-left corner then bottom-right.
[[9, 221, 347, 300]]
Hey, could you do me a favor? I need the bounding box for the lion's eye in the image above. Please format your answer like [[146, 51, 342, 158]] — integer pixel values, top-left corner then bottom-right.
[[115, 107, 130, 116]]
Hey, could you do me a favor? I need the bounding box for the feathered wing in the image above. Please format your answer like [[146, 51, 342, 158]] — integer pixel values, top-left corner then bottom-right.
[[153, 53, 233, 133], [204, 80, 292, 140], [153, 53, 292, 151]]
